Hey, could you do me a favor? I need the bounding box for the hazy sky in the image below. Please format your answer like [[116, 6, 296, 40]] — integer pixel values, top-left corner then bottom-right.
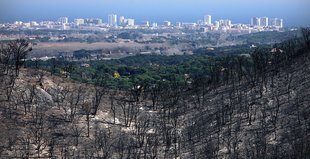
[[0, 0, 309, 26]]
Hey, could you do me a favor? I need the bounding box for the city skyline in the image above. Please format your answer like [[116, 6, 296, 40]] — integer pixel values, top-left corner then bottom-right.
[[0, 0, 309, 26], [8, 14, 284, 28], [5, 14, 285, 34]]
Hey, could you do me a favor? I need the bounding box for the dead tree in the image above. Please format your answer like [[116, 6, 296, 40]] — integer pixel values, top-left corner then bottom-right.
[[19, 84, 36, 115], [118, 98, 139, 127], [66, 86, 85, 122], [109, 90, 117, 124], [134, 113, 151, 148], [94, 125, 114, 159], [28, 103, 49, 158], [71, 123, 84, 146], [92, 85, 105, 115], [82, 102, 92, 137], [8, 39, 32, 75], [301, 27, 310, 49]]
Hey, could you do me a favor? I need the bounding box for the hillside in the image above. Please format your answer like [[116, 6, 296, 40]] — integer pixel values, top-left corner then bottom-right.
[[0, 34, 310, 158]]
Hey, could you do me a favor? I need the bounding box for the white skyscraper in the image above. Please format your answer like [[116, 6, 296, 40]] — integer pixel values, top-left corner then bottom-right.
[[145, 21, 150, 27], [127, 19, 135, 26], [163, 21, 171, 27], [108, 14, 117, 27], [142, 21, 150, 27], [251, 17, 261, 26], [260, 17, 269, 27], [214, 21, 220, 28], [204, 15, 212, 25], [224, 19, 231, 26], [152, 22, 158, 28], [176, 22, 181, 27], [58, 17, 68, 24], [218, 19, 231, 27], [279, 19, 283, 28], [119, 16, 125, 26], [270, 18, 283, 28]]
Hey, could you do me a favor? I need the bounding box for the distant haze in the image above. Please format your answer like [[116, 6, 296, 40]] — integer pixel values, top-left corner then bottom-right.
[[0, 0, 309, 26]]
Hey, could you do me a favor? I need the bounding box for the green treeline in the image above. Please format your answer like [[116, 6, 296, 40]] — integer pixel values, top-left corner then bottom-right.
[[25, 29, 309, 91]]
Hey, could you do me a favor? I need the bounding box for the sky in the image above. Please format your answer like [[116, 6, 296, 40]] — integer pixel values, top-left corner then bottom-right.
[[0, 0, 309, 26]]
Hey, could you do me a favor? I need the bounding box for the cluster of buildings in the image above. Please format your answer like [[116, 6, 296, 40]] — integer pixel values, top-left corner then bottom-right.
[[167, 15, 283, 33], [109, 14, 159, 28], [251, 17, 283, 28], [0, 14, 284, 33]]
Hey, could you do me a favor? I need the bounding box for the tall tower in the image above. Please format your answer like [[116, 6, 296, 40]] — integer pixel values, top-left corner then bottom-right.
[[108, 14, 117, 27], [279, 19, 283, 28], [260, 17, 269, 27], [270, 18, 283, 28], [204, 15, 212, 25], [58, 17, 68, 24], [127, 19, 135, 26], [163, 21, 171, 27], [119, 16, 125, 26], [251, 17, 261, 26]]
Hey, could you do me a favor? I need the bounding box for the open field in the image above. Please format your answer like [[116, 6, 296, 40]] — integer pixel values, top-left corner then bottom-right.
[[30, 41, 170, 57]]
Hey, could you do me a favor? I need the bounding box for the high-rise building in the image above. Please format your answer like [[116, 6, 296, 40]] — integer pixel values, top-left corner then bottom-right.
[[251, 17, 261, 26], [260, 17, 269, 27], [142, 21, 150, 27], [119, 16, 125, 26], [219, 20, 224, 26], [279, 19, 283, 28], [270, 18, 283, 28], [74, 19, 84, 25], [108, 14, 117, 27], [58, 17, 68, 24], [94, 18, 103, 25], [204, 15, 212, 25], [163, 21, 171, 27], [62, 23, 69, 30], [152, 23, 158, 28], [214, 21, 220, 28], [127, 19, 135, 26], [225, 19, 231, 26], [219, 19, 231, 27]]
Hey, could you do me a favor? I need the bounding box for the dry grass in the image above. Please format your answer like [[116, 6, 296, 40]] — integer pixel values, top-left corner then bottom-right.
[[30, 42, 168, 57]]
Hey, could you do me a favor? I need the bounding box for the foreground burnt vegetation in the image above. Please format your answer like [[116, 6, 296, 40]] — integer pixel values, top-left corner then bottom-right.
[[0, 28, 310, 158]]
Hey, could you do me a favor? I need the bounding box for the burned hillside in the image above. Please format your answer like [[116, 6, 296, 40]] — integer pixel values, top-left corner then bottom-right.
[[0, 29, 310, 158]]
